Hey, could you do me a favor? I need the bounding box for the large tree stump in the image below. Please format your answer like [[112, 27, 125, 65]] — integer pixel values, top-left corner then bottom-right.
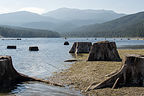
[[69, 42, 92, 54], [88, 41, 121, 61], [86, 54, 144, 91], [0, 56, 63, 89]]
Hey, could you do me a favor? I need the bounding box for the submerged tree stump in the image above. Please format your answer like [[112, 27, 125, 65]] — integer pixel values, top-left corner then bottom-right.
[[29, 46, 39, 51], [64, 41, 69, 45], [7, 46, 16, 49], [0, 56, 63, 89], [88, 41, 121, 61], [86, 54, 144, 91], [69, 42, 92, 54]]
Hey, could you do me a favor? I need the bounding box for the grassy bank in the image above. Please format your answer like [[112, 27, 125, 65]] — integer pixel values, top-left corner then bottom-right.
[[49, 49, 144, 96]]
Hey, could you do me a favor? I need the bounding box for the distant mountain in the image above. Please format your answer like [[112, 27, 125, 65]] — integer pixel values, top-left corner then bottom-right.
[[0, 11, 58, 25], [21, 21, 79, 34], [0, 26, 60, 38], [22, 8, 125, 33], [43, 8, 126, 24], [68, 12, 144, 37], [0, 8, 126, 34]]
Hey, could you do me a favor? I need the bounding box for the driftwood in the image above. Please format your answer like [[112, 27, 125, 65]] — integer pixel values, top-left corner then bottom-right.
[[86, 54, 144, 91], [69, 42, 92, 54], [64, 59, 78, 62], [0, 56, 63, 89], [88, 41, 121, 61]]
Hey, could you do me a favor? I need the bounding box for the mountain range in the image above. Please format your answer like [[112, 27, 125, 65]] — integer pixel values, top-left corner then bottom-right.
[[69, 12, 144, 37], [0, 8, 126, 33], [0, 7, 144, 38]]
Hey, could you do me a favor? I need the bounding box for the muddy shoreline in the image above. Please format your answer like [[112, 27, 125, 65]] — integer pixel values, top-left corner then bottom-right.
[[49, 49, 144, 96]]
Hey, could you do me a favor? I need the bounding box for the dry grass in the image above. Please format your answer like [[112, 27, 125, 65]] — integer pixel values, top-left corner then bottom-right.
[[50, 49, 144, 96]]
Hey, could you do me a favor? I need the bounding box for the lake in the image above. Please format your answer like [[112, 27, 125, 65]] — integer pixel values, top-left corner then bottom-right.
[[0, 38, 144, 96]]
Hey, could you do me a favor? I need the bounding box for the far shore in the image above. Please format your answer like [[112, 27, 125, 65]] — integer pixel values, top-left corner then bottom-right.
[[49, 49, 144, 96]]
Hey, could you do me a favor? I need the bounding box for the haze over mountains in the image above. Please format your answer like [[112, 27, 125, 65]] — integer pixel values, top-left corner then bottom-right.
[[43, 8, 125, 23], [0, 11, 58, 25], [0, 8, 126, 33], [1, 7, 144, 38], [70, 12, 144, 37]]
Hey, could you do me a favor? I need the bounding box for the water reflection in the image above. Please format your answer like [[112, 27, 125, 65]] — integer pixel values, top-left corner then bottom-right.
[[13, 82, 81, 96]]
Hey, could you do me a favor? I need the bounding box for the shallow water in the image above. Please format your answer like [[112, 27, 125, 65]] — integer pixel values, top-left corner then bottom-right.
[[0, 38, 144, 96]]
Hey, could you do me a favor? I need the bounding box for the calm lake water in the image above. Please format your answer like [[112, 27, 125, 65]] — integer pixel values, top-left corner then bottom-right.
[[0, 38, 144, 96]]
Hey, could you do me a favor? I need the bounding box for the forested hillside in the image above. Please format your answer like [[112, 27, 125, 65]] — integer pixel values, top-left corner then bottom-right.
[[68, 12, 144, 37], [0, 26, 60, 38]]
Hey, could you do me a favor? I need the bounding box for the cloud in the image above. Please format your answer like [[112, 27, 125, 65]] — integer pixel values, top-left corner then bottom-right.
[[0, 7, 11, 14], [18, 7, 46, 14]]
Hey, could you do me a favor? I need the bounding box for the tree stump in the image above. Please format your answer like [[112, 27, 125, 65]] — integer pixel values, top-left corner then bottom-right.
[[64, 41, 69, 45], [88, 41, 121, 61], [69, 42, 92, 54], [7, 46, 16, 49], [29, 46, 39, 51], [0, 56, 63, 89], [86, 54, 144, 91]]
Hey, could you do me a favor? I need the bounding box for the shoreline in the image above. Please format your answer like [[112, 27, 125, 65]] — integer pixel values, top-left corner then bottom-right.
[[49, 49, 144, 96]]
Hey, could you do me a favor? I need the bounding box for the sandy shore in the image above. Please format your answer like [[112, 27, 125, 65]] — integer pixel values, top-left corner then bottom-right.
[[49, 49, 144, 96]]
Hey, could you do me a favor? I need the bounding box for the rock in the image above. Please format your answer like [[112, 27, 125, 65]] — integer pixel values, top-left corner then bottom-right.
[[7, 46, 16, 49], [69, 42, 92, 54], [86, 54, 144, 91], [29, 46, 39, 51], [0, 56, 63, 89], [88, 41, 121, 61], [64, 41, 69, 45]]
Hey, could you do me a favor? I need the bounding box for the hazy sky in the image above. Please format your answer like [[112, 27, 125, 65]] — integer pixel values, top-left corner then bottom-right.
[[0, 0, 144, 14]]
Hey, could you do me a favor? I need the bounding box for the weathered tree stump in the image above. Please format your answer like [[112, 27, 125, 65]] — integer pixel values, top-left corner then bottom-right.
[[69, 42, 92, 54], [0, 56, 63, 89], [64, 41, 69, 45], [88, 41, 121, 61], [7, 46, 16, 49], [29, 46, 39, 51], [86, 54, 144, 91]]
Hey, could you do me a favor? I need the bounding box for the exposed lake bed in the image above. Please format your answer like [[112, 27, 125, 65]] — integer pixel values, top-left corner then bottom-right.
[[51, 49, 144, 96], [0, 38, 144, 96]]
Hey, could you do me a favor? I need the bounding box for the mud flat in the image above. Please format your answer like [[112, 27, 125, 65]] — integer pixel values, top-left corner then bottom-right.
[[49, 49, 144, 96]]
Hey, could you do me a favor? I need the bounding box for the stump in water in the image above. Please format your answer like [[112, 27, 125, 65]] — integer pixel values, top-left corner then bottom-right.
[[29, 46, 39, 51], [69, 42, 92, 54], [64, 41, 69, 45], [0, 56, 63, 89], [88, 41, 121, 61], [7, 46, 16, 49], [86, 54, 144, 91]]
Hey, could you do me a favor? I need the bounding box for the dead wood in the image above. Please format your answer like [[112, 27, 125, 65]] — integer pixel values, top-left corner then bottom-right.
[[0, 56, 63, 89], [88, 41, 121, 61], [86, 54, 144, 91], [69, 42, 92, 54]]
